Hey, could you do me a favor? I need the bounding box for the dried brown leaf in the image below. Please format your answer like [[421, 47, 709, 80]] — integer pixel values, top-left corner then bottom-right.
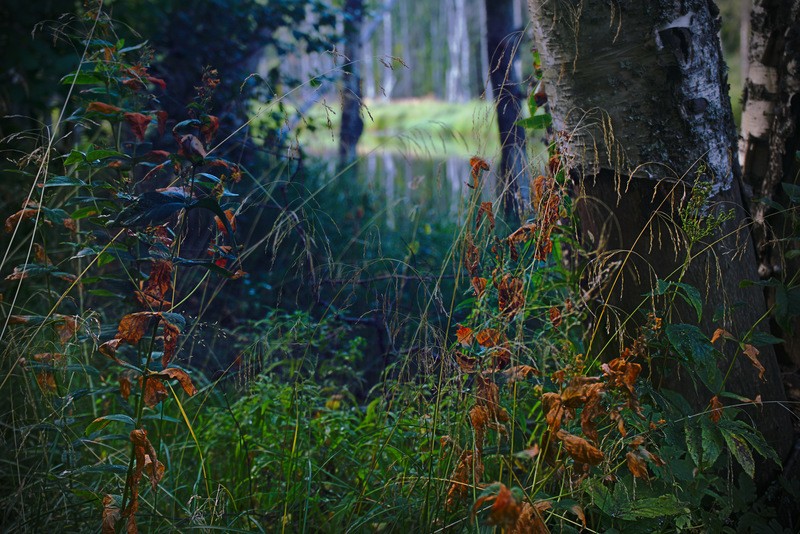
[[556, 429, 604, 465], [742, 344, 766, 381], [153, 368, 197, 396]]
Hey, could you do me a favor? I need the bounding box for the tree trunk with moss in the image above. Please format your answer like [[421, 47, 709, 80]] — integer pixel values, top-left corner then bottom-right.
[[526, 0, 793, 469]]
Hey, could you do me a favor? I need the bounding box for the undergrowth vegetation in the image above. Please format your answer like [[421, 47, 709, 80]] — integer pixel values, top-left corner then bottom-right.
[[1, 4, 799, 533]]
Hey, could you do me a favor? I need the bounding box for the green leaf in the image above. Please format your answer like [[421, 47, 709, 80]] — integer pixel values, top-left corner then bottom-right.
[[85, 414, 135, 436], [718, 419, 781, 466], [684, 419, 702, 467], [721, 431, 755, 478], [43, 175, 86, 188], [64, 150, 86, 166], [109, 191, 190, 227], [60, 72, 108, 85], [665, 324, 720, 390], [700, 417, 724, 467], [619, 495, 689, 520], [652, 279, 703, 320], [782, 182, 800, 204], [85, 149, 128, 162], [516, 110, 552, 130]]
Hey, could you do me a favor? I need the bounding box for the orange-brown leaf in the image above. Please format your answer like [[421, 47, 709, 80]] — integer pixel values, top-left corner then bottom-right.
[[476, 202, 495, 230], [556, 429, 604, 465], [569, 504, 586, 529], [709, 395, 723, 423], [124, 112, 151, 141], [548, 306, 562, 327], [626, 451, 649, 479], [201, 115, 219, 143], [54, 315, 78, 343], [4, 208, 38, 232], [742, 344, 766, 381], [476, 328, 502, 347], [119, 373, 132, 401], [99, 338, 123, 363], [468, 156, 489, 189], [456, 325, 473, 346], [711, 327, 733, 344], [178, 134, 207, 160], [153, 368, 197, 396], [141, 377, 168, 408], [214, 209, 237, 235], [117, 312, 159, 345], [455, 351, 477, 373], [471, 277, 488, 298], [497, 274, 524, 317], [102, 494, 121, 534], [136, 261, 173, 310], [86, 102, 122, 115], [542, 393, 564, 433], [160, 318, 180, 368], [472, 483, 521, 527]]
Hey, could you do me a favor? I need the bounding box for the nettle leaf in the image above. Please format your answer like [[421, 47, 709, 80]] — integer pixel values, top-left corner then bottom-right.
[[721, 431, 755, 478], [618, 495, 689, 520], [684, 419, 702, 467], [718, 419, 781, 466], [652, 279, 703, 320], [700, 417, 725, 467], [665, 324, 721, 391]]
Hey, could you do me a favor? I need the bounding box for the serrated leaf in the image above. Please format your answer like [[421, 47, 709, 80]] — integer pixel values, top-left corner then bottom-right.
[[685, 419, 702, 467], [665, 324, 721, 390], [619, 495, 689, 519], [653, 280, 703, 320], [721, 431, 755, 478], [700, 417, 724, 467], [718, 419, 781, 466]]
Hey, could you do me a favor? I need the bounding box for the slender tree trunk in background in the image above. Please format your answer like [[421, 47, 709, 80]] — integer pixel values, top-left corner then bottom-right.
[[446, 0, 469, 102], [362, 24, 376, 100], [478, 0, 494, 101], [338, 0, 364, 169], [739, 0, 800, 367], [527, 0, 792, 471], [381, 9, 394, 100], [740, 0, 752, 82], [486, 0, 529, 219]]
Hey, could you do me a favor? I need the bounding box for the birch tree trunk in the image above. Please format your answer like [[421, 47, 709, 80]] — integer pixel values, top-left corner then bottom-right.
[[486, 0, 529, 218], [739, 0, 800, 367], [526, 0, 793, 469], [338, 0, 364, 169]]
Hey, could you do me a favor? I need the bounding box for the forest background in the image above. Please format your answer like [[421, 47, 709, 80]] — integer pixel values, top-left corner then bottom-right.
[[1, 0, 799, 532]]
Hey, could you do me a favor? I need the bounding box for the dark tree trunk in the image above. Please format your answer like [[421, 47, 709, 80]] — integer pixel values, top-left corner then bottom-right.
[[485, 0, 529, 219], [527, 0, 793, 472], [338, 0, 365, 169], [739, 0, 800, 368]]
